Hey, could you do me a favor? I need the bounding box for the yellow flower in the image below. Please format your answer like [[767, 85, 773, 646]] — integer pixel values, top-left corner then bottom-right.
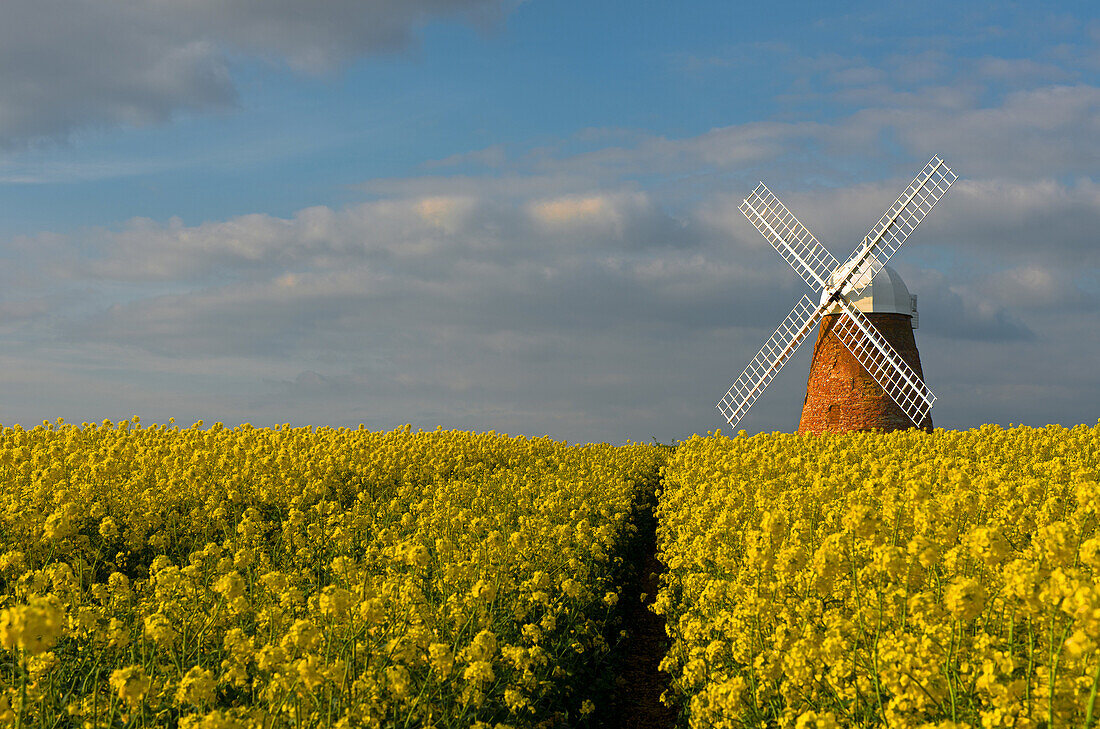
[[463, 660, 495, 687], [109, 665, 151, 707], [255, 644, 286, 672], [0, 595, 65, 654], [44, 506, 77, 540], [297, 655, 326, 691], [108, 571, 132, 599], [233, 548, 254, 569], [384, 664, 411, 697], [0, 691, 12, 724], [0, 421, 669, 726], [144, 612, 178, 647], [98, 517, 119, 539], [795, 710, 840, 729], [560, 578, 582, 599], [223, 628, 252, 658], [259, 570, 287, 594], [359, 597, 385, 625], [179, 708, 246, 729], [283, 619, 321, 652], [27, 650, 58, 680], [470, 579, 497, 604], [318, 585, 353, 619], [505, 686, 530, 712], [429, 642, 454, 675], [0, 550, 26, 574], [108, 617, 131, 648], [464, 630, 498, 662], [214, 571, 246, 601], [944, 578, 987, 621], [176, 665, 216, 706]]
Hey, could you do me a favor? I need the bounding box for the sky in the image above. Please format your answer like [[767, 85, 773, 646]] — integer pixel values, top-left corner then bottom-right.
[[0, 0, 1098, 443]]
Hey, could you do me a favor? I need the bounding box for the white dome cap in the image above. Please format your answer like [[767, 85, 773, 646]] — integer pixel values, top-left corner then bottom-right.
[[820, 264, 915, 316]]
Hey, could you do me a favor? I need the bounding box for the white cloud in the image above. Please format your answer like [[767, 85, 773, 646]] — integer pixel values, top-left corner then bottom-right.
[[530, 195, 617, 225]]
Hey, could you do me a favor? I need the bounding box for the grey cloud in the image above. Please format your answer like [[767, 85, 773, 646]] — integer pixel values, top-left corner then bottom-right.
[[166, 0, 508, 73], [360, 173, 608, 200], [878, 85, 1100, 179], [713, 45, 1100, 181], [699, 176, 1100, 274], [67, 250, 777, 360], [0, 0, 510, 146], [911, 275, 1036, 343], [973, 57, 1074, 83], [268, 370, 360, 399], [928, 178, 1100, 264], [975, 266, 1099, 312]]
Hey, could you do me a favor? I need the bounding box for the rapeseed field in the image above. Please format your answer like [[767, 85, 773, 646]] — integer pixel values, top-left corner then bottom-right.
[[0, 420, 663, 728], [5, 419, 1100, 728], [657, 423, 1100, 729]]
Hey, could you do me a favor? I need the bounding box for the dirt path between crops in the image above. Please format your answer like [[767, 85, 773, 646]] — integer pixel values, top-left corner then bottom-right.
[[600, 505, 677, 729]]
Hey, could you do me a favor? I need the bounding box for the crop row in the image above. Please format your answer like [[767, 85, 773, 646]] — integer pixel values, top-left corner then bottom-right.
[[0, 420, 665, 728], [655, 423, 1100, 729]]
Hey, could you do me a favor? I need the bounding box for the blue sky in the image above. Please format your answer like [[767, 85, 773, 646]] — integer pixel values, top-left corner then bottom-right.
[[0, 0, 1098, 442]]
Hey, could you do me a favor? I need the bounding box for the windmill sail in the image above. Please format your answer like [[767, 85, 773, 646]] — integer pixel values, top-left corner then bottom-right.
[[717, 295, 822, 429], [840, 156, 957, 295], [740, 183, 840, 291], [831, 298, 936, 427]]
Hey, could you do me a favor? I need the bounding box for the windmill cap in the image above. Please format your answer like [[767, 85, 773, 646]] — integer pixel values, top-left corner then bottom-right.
[[821, 264, 915, 316]]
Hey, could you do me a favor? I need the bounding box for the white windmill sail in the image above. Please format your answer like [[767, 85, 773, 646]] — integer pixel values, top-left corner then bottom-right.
[[840, 156, 957, 295], [740, 182, 840, 291], [717, 156, 955, 430], [831, 298, 936, 427], [717, 295, 822, 429]]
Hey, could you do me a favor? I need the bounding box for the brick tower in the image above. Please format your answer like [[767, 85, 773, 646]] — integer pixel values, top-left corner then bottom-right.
[[798, 266, 931, 434]]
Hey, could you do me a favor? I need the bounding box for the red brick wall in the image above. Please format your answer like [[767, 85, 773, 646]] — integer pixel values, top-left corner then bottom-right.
[[798, 313, 932, 435]]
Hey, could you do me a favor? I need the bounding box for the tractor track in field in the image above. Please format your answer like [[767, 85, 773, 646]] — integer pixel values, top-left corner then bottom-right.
[[600, 499, 677, 729]]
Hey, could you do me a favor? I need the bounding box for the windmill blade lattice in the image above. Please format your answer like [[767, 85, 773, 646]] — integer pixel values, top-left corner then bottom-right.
[[831, 298, 936, 427], [841, 156, 957, 295], [740, 182, 840, 291], [717, 295, 822, 429]]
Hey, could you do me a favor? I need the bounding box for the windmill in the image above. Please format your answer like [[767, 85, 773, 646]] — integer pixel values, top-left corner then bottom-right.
[[717, 156, 957, 434]]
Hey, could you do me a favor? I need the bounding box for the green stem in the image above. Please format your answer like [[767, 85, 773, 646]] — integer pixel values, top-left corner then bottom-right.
[[945, 619, 958, 723], [1048, 617, 1073, 729], [1025, 617, 1035, 719], [15, 653, 26, 729], [1084, 655, 1100, 728], [871, 590, 887, 728]]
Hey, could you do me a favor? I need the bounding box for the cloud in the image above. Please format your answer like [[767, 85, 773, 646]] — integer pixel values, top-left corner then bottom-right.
[[976, 266, 1098, 311], [905, 271, 1036, 343], [865, 85, 1100, 178], [530, 195, 616, 225], [0, 0, 511, 147]]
